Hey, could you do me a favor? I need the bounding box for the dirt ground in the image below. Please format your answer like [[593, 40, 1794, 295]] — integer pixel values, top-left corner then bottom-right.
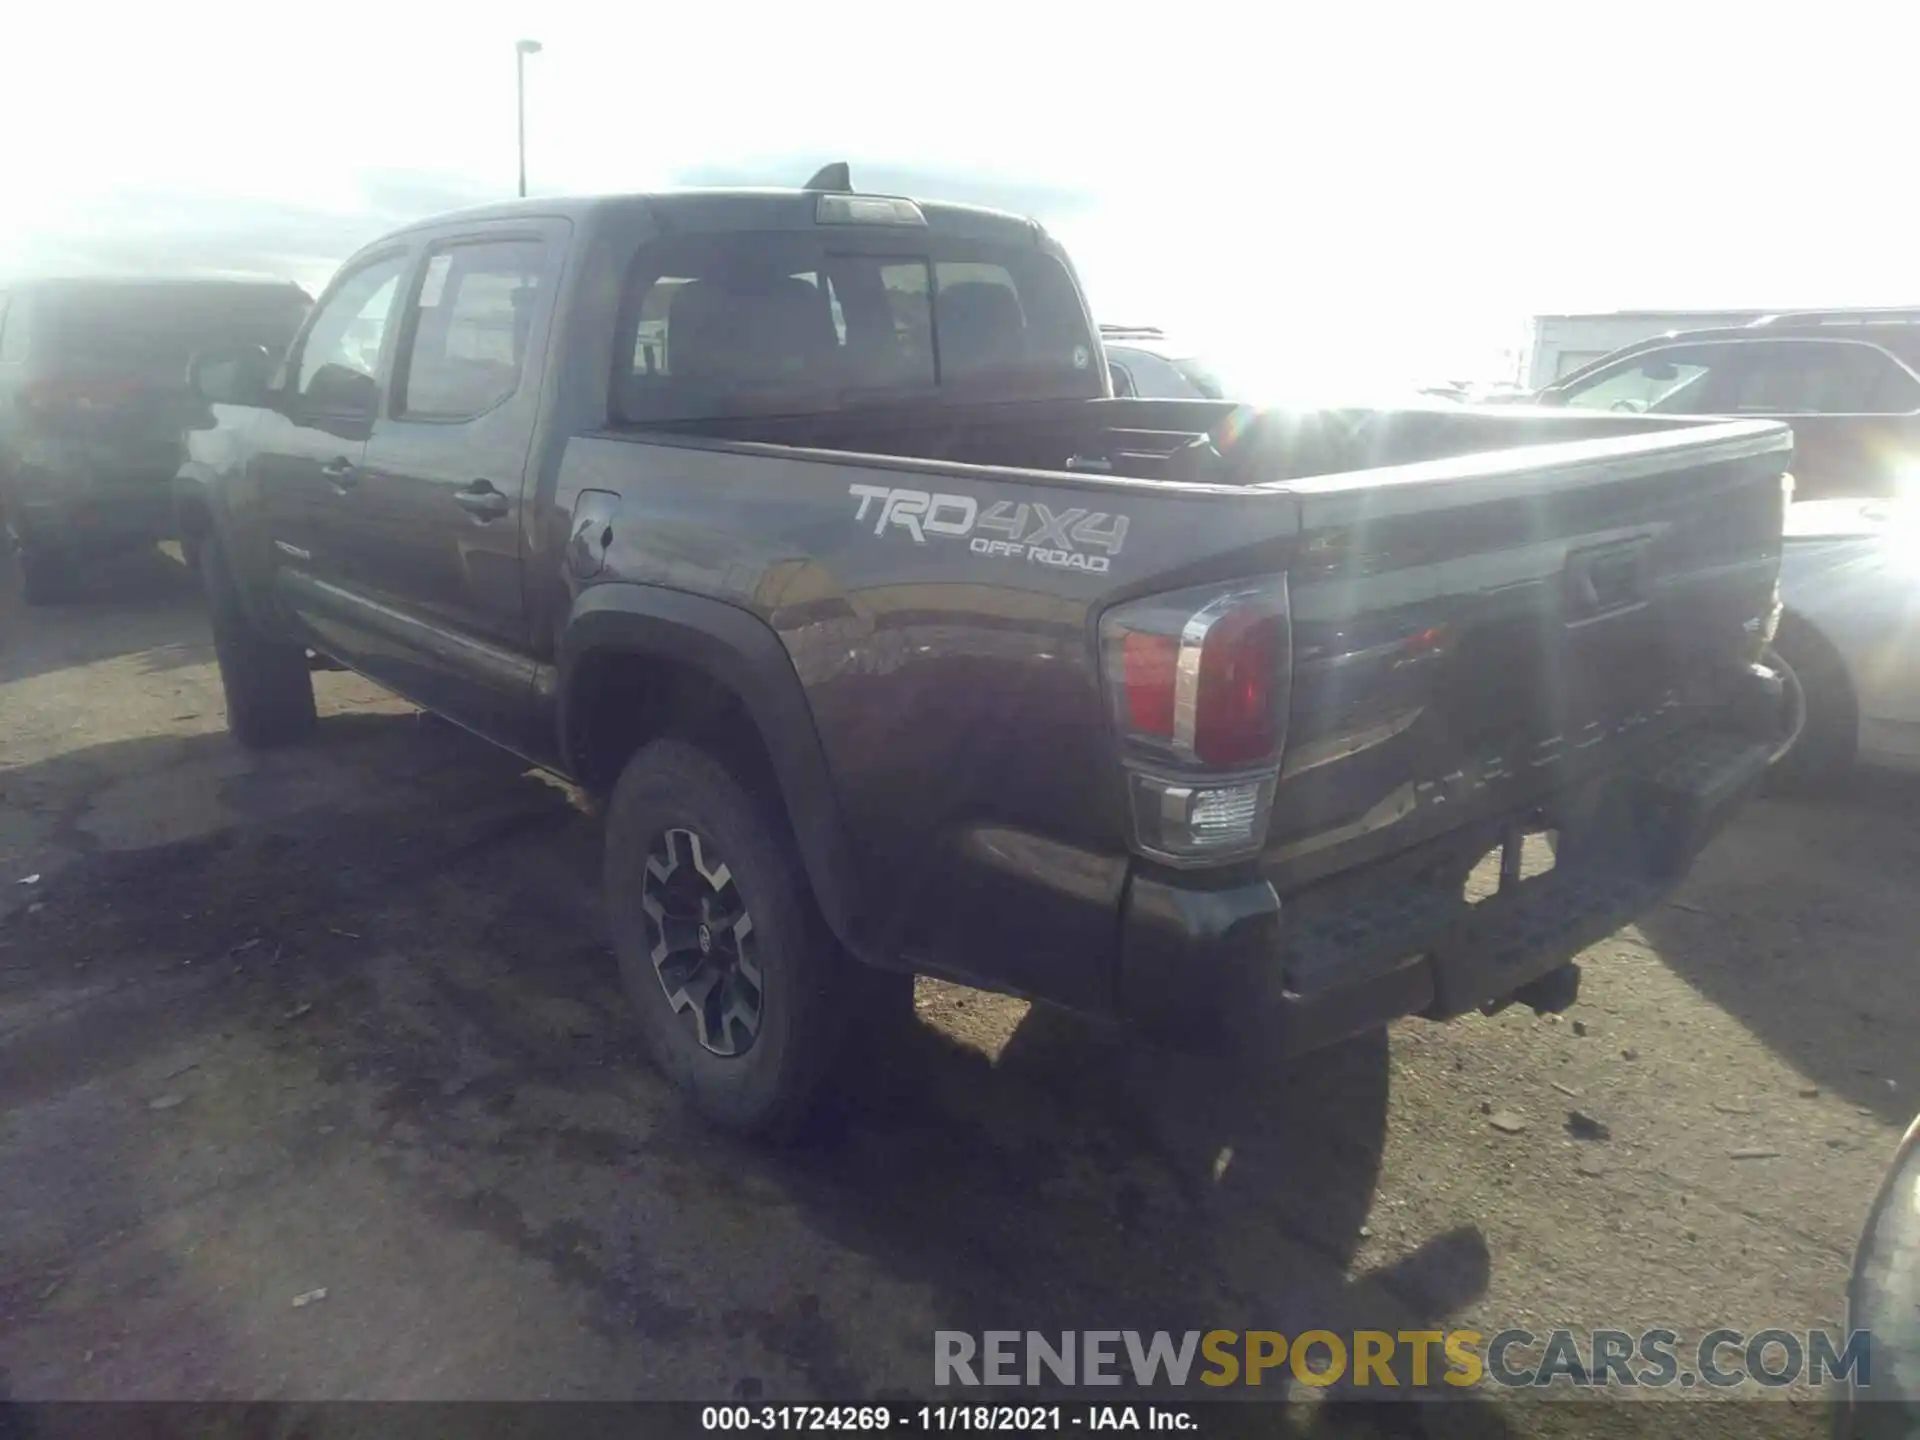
[[1, 549, 1914, 1434]]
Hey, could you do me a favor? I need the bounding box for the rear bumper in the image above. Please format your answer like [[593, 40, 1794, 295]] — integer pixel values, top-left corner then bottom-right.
[[8, 448, 175, 549], [1117, 664, 1784, 1054]]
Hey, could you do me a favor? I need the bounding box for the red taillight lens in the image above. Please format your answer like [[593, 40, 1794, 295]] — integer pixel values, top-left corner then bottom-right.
[[1100, 575, 1291, 768], [21, 374, 143, 420], [1121, 631, 1178, 738], [1193, 607, 1284, 764]]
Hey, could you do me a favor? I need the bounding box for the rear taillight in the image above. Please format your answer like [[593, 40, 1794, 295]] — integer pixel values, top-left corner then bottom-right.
[[1120, 631, 1178, 736], [20, 374, 142, 423], [1099, 576, 1291, 866]]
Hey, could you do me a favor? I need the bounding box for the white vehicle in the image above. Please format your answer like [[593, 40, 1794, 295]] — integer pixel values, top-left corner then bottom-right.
[[1770, 498, 1920, 782]]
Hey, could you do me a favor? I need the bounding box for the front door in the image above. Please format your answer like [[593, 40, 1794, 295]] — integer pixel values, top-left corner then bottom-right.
[[338, 224, 564, 749], [252, 250, 411, 658]]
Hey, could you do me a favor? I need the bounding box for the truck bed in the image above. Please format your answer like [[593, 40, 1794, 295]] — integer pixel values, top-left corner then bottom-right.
[[615, 395, 1742, 488]]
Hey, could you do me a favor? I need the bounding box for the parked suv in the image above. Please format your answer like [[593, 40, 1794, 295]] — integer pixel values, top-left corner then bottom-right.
[[1536, 309, 1920, 501], [0, 277, 312, 602]]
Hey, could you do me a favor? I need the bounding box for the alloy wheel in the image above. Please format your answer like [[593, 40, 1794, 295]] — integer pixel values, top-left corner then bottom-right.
[[639, 826, 763, 1057]]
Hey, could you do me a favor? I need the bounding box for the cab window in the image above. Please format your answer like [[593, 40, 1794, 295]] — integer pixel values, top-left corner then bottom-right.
[[294, 254, 408, 415]]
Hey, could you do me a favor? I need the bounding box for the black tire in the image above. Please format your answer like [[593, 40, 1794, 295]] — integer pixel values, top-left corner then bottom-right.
[[604, 738, 849, 1138], [202, 541, 317, 748], [1765, 614, 1856, 791], [6, 508, 72, 605]]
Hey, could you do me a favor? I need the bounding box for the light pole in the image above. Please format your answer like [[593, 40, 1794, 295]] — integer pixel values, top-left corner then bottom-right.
[[515, 39, 543, 198]]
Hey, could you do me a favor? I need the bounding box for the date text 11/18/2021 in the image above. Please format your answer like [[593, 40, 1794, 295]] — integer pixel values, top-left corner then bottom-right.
[[700, 1404, 1196, 1431]]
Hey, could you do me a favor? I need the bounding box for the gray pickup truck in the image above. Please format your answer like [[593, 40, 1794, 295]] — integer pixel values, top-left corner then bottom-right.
[[174, 172, 1792, 1136]]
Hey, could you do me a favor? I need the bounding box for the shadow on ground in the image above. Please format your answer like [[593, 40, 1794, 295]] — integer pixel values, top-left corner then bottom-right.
[[0, 546, 206, 686], [1636, 771, 1920, 1122], [0, 713, 1505, 1420]]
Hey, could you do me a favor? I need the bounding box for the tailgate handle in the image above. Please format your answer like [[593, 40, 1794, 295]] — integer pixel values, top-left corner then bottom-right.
[[1566, 541, 1648, 619]]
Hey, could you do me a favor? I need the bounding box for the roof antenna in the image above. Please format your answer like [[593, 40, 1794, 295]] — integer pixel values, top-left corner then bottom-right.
[[803, 162, 852, 192]]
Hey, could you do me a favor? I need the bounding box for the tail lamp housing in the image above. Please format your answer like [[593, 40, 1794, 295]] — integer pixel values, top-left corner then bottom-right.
[[19, 374, 143, 427], [1098, 575, 1291, 866]]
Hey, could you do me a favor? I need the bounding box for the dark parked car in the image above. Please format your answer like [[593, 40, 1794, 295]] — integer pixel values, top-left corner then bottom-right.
[[1534, 309, 1920, 501], [175, 174, 1788, 1137], [0, 276, 311, 602], [1100, 325, 1232, 399]]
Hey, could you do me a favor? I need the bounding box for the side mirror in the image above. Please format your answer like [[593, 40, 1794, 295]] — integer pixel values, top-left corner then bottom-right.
[[189, 344, 273, 407], [302, 363, 378, 417]]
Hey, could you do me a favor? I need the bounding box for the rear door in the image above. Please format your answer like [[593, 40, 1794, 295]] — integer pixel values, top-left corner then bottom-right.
[[252, 250, 411, 655], [335, 222, 565, 747]]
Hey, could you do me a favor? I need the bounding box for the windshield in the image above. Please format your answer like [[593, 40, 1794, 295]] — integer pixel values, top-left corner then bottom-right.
[[614, 230, 1099, 423]]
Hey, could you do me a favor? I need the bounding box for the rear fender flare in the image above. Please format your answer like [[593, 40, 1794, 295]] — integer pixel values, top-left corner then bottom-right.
[[558, 584, 861, 948]]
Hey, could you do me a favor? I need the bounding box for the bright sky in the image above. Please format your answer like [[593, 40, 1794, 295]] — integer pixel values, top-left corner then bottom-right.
[[5, 1, 1917, 397]]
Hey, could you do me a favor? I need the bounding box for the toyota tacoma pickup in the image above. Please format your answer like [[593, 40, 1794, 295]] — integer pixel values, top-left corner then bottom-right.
[[174, 171, 1792, 1136]]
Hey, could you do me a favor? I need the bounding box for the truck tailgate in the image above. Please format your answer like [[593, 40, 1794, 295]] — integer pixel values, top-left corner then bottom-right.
[[1259, 418, 1790, 891]]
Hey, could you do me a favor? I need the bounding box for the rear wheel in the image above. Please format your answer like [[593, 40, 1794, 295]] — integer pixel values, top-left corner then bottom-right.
[[604, 739, 851, 1138], [1765, 613, 1857, 790], [203, 541, 317, 748], [6, 514, 73, 606], [15, 543, 74, 606]]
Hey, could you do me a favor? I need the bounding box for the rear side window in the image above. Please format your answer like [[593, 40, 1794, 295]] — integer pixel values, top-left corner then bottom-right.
[[613, 230, 1098, 423], [1722, 340, 1920, 415], [397, 239, 546, 419]]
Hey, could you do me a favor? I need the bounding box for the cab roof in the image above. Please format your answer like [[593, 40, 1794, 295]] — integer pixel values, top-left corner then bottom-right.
[[1554, 315, 1920, 387], [6, 275, 311, 298], [386, 187, 1048, 248]]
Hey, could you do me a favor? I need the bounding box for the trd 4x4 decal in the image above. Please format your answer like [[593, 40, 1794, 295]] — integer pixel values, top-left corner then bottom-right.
[[848, 484, 1129, 574]]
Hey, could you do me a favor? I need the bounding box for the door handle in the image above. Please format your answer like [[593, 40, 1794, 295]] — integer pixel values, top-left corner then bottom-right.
[[454, 481, 511, 521], [322, 457, 360, 490]]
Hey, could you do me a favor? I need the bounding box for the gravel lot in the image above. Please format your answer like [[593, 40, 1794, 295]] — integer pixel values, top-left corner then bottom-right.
[[1, 549, 1913, 1435]]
